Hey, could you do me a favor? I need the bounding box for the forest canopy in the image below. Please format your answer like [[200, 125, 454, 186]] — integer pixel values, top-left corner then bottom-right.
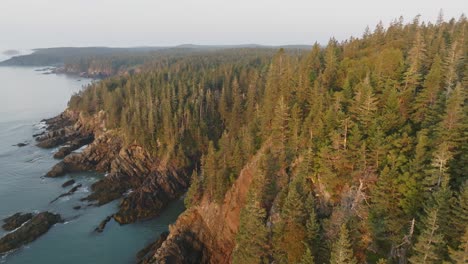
[[68, 15, 467, 263]]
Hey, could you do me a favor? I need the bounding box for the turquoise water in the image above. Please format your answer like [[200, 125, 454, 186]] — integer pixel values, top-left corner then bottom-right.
[[0, 67, 184, 264]]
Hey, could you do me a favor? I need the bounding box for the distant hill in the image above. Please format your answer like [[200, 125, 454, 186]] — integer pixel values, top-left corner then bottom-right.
[[0, 47, 168, 66], [0, 45, 312, 67]]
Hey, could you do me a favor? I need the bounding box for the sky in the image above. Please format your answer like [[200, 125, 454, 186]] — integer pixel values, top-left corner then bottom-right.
[[0, 0, 466, 50]]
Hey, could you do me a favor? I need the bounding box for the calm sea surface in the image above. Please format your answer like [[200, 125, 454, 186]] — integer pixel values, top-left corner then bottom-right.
[[0, 66, 183, 264]]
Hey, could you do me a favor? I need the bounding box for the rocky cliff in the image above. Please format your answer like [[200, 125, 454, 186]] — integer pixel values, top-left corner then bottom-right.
[[141, 143, 269, 264], [37, 110, 189, 225]]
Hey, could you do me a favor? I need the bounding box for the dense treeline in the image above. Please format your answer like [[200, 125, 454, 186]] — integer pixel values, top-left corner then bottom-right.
[[69, 14, 467, 263]]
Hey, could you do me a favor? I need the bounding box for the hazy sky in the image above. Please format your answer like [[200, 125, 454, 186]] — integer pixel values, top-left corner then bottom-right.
[[0, 0, 466, 49]]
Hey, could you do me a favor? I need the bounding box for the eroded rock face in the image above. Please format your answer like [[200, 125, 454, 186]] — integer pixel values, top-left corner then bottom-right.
[[137, 232, 169, 264], [144, 146, 267, 264], [39, 110, 190, 226], [46, 133, 122, 178], [83, 145, 189, 224], [0, 212, 62, 254], [53, 135, 94, 159], [1, 213, 33, 231]]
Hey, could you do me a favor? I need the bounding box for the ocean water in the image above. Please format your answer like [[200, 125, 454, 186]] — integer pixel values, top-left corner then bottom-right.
[[0, 67, 184, 264]]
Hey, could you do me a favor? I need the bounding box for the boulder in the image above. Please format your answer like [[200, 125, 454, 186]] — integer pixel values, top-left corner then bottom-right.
[[0, 212, 62, 254], [50, 184, 82, 203], [94, 215, 113, 233], [2, 213, 33, 231], [61, 179, 75, 188]]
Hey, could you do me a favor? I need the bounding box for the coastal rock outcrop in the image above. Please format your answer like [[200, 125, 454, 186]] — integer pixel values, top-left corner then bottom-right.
[[143, 144, 268, 263], [50, 184, 82, 203], [61, 179, 75, 188], [39, 110, 189, 225], [53, 134, 94, 159], [1, 213, 33, 231], [137, 232, 169, 263], [94, 215, 114, 233], [0, 212, 62, 254]]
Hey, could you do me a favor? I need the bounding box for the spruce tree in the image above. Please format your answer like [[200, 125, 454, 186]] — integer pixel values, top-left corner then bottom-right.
[[448, 227, 468, 264], [409, 208, 445, 264], [300, 247, 315, 264], [232, 192, 268, 264], [330, 224, 357, 264]]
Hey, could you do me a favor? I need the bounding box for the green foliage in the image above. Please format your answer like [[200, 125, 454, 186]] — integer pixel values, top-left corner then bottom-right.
[[409, 208, 445, 264], [330, 224, 358, 264], [66, 16, 467, 263], [448, 227, 468, 264], [232, 191, 269, 264], [300, 247, 315, 264]]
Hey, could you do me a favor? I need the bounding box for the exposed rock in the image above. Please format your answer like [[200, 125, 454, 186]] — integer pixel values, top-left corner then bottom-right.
[[13, 142, 28, 147], [53, 135, 94, 159], [73, 206, 81, 210], [61, 179, 75, 188], [146, 143, 269, 263], [94, 215, 113, 233], [79, 143, 188, 224], [46, 132, 122, 178], [136, 232, 169, 264], [0, 212, 62, 254], [148, 213, 208, 264], [41, 110, 189, 226], [32, 131, 45, 137], [2, 213, 33, 231], [35, 111, 92, 149], [136, 232, 169, 263], [50, 184, 82, 203], [46, 161, 67, 177]]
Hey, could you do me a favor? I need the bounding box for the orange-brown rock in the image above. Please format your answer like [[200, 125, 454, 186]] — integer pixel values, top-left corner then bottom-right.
[[147, 145, 268, 264]]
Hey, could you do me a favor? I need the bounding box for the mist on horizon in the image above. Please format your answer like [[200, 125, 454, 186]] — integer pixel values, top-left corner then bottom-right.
[[0, 0, 466, 50]]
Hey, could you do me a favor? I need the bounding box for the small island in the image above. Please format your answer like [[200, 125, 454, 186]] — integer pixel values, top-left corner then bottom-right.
[[2, 49, 20, 56]]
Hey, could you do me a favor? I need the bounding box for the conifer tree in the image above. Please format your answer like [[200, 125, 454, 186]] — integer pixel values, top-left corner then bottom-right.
[[448, 227, 468, 264], [300, 247, 315, 264], [409, 208, 445, 264], [450, 182, 468, 246], [232, 192, 268, 264], [330, 224, 357, 264]]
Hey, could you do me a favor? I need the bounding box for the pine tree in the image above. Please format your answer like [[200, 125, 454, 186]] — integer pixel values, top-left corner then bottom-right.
[[232, 192, 268, 264], [450, 182, 468, 246], [350, 75, 378, 131], [305, 194, 320, 257], [275, 182, 308, 263], [330, 224, 358, 264], [409, 208, 445, 264], [184, 170, 202, 208], [271, 96, 290, 165], [448, 227, 468, 264], [203, 141, 218, 200], [300, 247, 315, 264], [413, 55, 443, 125]]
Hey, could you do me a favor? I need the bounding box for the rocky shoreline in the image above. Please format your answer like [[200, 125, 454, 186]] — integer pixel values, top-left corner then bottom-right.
[[2, 100, 236, 263], [135, 143, 270, 264], [0, 212, 63, 254], [36, 110, 190, 226]]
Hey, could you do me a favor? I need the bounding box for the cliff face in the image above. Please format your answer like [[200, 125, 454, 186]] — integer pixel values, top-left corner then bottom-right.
[[37, 110, 189, 225], [144, 144, 268, 264], [38, 109, 265, 263]]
